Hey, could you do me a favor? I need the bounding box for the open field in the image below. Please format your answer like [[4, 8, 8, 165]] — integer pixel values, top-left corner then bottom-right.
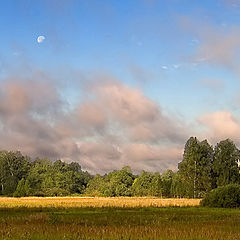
[[0, 197, 200, 208], [0, 197, 239, 240], [0, 206, 240, 240]]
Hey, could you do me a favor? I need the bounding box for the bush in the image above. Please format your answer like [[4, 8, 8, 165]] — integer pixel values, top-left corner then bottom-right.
[[201, 184, 240, 208]]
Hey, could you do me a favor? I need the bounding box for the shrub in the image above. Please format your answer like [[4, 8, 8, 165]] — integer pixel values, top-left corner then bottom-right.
[[201, 184, 240, 208]]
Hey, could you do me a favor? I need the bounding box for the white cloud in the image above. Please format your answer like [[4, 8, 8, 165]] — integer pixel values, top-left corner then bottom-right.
[[161, 65, 168, 70]]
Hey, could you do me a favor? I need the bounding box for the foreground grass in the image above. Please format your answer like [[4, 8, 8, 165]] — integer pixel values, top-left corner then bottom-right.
[[0, 198, 239, 240]]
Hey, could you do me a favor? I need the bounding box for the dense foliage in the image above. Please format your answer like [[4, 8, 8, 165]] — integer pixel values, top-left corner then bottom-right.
[[201, 184, 240, 208], [1, 137, 240, 197], [0, 152, 91, 197]]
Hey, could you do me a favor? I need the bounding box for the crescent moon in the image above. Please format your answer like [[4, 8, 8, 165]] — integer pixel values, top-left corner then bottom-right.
[[37, 36, 45, 43]]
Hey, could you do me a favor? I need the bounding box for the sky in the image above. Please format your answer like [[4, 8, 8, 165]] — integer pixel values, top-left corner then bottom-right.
[[1, 0, 240, 173]]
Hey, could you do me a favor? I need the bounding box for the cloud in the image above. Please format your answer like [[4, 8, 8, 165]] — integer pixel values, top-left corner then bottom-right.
[[196, 27, 240, 70], [122, 143, 183, 172], [180, 17, 240, 73], [198, 111, 240, 143], [0, 73, 189, 174], [8, 72, 240, 174], [198, 78, 225, 92], [0, 77, 75, 160], [173, 64, 180, 69], [222, 0, 240, 8], [161, 66, 168, 70], [128, 64, 154, 83], [87, 80, 188, 144], [76, 142, 183, 173]]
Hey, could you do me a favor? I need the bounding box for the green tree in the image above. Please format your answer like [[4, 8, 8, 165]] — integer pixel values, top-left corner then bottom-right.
[[197, 140, 214, 194], [213, 139, 240, 187], [161, 170, 174, 197], [171, 172, 187, 197], [27, 158, 90, 196], [85, 174, 106, 196], [26, 158, 53, 196], [132, 171, 162, 197], [0, 151, 31, 195], [132, 171, 154, 196], [150, 172, 163, 197], [14, 178, 26, 197], [102, 166, 135, 197], [13, 178, 31, 197], [178, 137, 213, 198], [24, 179, 31, 196]]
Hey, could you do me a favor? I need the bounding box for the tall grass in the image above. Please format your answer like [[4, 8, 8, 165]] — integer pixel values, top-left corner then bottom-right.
[[0, 197, 239, 240], [0, 197, 200, 208], [0, 207, 239, 240]]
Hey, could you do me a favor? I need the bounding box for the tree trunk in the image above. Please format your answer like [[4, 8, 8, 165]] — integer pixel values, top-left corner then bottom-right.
[[194, 160, 197, 198]]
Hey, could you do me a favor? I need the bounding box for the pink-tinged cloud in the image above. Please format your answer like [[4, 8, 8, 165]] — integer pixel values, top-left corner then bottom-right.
[[0, 79, 62, 116], [122, 143, 183, 172], [0, 75, 189, 173], [196, 27, 240, 69], [198, 111, 240, 143], [181, 17, 240, 73], [88, 81, 188, 144], [77, 142, 183, 173], [198, 78, 224, 92]]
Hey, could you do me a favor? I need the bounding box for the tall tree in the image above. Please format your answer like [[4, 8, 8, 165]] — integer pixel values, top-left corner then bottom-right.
[[0, 151, 31, 195], [213, 139, 240, 187], [171, 172, 186, 198], [178, 137, 213, 198], [196, 140, 214, 195]]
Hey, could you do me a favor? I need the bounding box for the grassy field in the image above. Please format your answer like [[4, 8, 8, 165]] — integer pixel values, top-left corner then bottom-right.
[[0, 197, 200, 208], [0, 197, 239, 240]]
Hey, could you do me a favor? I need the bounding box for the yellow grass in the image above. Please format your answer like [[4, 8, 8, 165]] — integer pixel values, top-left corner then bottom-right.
[[0, 197, 200, 208]]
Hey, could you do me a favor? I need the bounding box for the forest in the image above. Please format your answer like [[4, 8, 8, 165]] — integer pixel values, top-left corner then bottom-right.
[[1, 137, 240, 198]]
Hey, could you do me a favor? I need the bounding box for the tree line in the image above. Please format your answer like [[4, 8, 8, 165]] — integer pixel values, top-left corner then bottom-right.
[[0, 137, 240, 197]]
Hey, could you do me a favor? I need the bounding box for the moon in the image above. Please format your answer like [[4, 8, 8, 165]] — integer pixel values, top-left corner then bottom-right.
[[37, 36, 45, 43]]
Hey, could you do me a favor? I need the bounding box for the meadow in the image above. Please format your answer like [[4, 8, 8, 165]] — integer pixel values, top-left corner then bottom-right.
[[0, 197, 239, 240], [0, 197, 200, 208]]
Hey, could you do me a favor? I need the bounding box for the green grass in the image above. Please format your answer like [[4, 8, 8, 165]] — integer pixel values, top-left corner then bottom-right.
[[0, 207, 240, 239]]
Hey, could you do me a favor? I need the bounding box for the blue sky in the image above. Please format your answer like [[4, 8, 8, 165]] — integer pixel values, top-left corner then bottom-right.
[[0, 0, 238, 114], [1, 0, 240, 172]]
